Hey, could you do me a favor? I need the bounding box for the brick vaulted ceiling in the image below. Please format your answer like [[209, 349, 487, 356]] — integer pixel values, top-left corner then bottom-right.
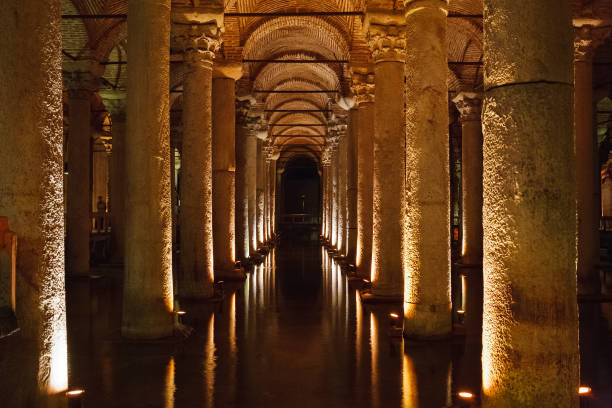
[[62, 0, 612, 162]]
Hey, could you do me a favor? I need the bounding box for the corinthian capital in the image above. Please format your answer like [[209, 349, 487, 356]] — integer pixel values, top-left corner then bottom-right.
[[364, 12, 406, 63], [173, 23, 222, 66], [351, 68, 375, 105], [573, 24, 610, 62], [452, 92, 482, 123]]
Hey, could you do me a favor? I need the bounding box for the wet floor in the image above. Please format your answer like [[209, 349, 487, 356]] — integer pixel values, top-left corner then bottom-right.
[[2, 239, 612, 407]]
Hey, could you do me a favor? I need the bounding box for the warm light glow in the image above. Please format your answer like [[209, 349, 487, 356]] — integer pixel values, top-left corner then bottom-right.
[[230, 293, 236, 355], [578, 386, 591, 395], [370, 312, 379, 406], [355, 291, 362, 366], [457, 309, 465, 315], [205, 314, 215, 408], [174, 310, 186, 315], [458, 391, 474, 399], [165, 357, 175, 408], [47, 325, 68, 393], [66, 389, 84, 397], [460, 274, 467, 311], [402, 353, 418, 407], [390, 313, 399, 319]]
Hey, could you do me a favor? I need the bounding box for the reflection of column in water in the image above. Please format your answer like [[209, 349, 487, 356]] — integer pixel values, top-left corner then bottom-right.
[[164, 357, 175, 408], [370, 312, 379, 408], [229, 293, 237, 403], [402, 352, 418, 408], [204, 314, 215, 408], [271, 249, 276, 304], [257, 263, 264, 309], [244, 274, 250, 337], [344, 270, 349, 338]]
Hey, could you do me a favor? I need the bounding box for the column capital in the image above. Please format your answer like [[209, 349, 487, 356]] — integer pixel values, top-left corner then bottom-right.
[[452, 92, 482, 123], [236, 96, 258, 126], [213, 60, 243, 80], [403, 0, 449, 16], [173, 23, 222, 67], [247, 117, 268, 139], [573, 24, 611, 62], [351, 68, 375, 105], [101, 91, 127, 122], [64, 69, 99, 99], [263, 142, 280, 162], [364, 12, 406, 63]]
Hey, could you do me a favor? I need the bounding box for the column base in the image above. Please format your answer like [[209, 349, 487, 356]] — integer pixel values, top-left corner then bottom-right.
[[403, 302, 452, 339], [359, 291, 403, 304], [215, 267, 246, 281]]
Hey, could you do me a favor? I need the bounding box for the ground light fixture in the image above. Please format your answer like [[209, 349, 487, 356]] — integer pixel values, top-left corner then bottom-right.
[[66, 389, 85, 408]]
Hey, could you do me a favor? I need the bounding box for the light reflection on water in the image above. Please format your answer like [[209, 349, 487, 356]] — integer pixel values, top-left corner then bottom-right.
[[50, 242, 612, 407]]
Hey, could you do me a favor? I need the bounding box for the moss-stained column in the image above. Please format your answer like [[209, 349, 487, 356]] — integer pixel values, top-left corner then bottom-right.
[[123, 0, 174, 338], [103, 93, 127, 262], [352, 71, 375, 277], [173, 22, 221, 298], [65, 70, 96, 276], [335, 123, 348, 252], [574, 25, 608, 295], [0, 0, 68, 398], [346, 108, 358, 263], [212, 63, 242, 279], [235, 98, 256, 261], [481, 0, 578, 405], [256, 138, 265, 245], [364, 13, 405, 299], [246, 130, 258, 252], [322, 148, 332, 239]]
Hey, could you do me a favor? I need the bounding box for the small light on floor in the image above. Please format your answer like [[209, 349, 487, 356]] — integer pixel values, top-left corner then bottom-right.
[[175, 311, 186, 316], [457, 309, 465, 315], [66, 389, 84, 397], [578, 386, 591, 395], [66, 389, 84, 408], [458, 391, 474, 399], [389, 313, 399, 319]]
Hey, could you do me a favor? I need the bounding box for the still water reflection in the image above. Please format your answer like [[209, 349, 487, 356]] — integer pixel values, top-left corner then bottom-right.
[[57, 241, 612, 407]]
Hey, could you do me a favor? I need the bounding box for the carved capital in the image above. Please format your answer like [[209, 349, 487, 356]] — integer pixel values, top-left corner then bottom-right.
[[404, 0, 449, 16], [366, 22, 406, 62], [452, 92, 482, 123], [64, 70, 99, 98], [236, 97, 260, 127], [173, 23, 222, 67], [574, 25, 611, 62], [351, 69, 375, 105]]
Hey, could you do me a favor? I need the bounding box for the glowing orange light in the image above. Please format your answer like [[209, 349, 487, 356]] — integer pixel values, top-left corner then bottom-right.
[[578, 386, 591, 395], [66, 389, 85, 397], [389, 313, 399, 319], [175, 310, 186, 315], [457, 309, 465, 315], [458, 391, 474, 399]]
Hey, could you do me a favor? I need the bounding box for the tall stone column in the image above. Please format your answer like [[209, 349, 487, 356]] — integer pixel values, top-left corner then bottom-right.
[[0, 0, 68, 397], [235, 99, 256, 261], [452, 92, 484, 341], [246, 131, 258, 253], [352, 71, 375, 277], [574, 24, 608, 295], [212, 64, 242, 279], [265, 147, 279, 238], [103, 92, 127, 262], [482, 0, 578, 405], [330, 142, 339, 247], [174, 22, 221, 297], [602, 155, 612, 227], [322, 148, 332, 239], [122, 0, 174, 339], [364, 14, 405, 299], [256, 138, 265, 245], [263, 152, 270, 242], [402, 0, 451, 335], [346, 108, 358, 263], [335, 124, 347, 252], [65, 71, 95, 276]]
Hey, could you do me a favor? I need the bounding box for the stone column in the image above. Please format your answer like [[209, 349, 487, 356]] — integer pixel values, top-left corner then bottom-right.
[[452, 92, 484, 341], [246, 131, 258, 253], [263, 153, 270, 242], [65, 71, 96, 276], [256, 138, 265, 245], [364, 14, 405, 299], [482, 0, 578, 405], [402, 0, 451, 335], [212, 64, 242, 279], [122, 0, 174, 339], [330, 142, 339, 247], [346, 108, 358, 263], [322, 148, 332, 239], [265, 147, 279, 239], [103, 93, 127, 262], [352, 71, 375, 277], [574, 25, 608, 295], [174, 23, 221, 297], [0, 0, 68, 397], [235, 99, 256, 261], [602, 155, 612, 227], [335, 124, 347, 253]]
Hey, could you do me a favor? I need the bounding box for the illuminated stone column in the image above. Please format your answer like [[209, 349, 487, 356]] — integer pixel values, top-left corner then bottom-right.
[[334, 123, 348, 252], [482, 0, 578, 405], [265, 146, 279, 238], [574, 25, 608, 295], [246, 130, 258, 252], [322, 149, 332, 237], [330, 137, 339, 247], [65, 70, 96, 276], [402, 0, 451, 335], [352, 71, 375, 277], [174, 22, 221, 298], [235, 98, 256, 261], [602, 155, 612, 225], [0, 0, 68, 396], [256, 138, 265, 245], [212, 64, 242, 278], [346, 108, 358, 263], [365, 14, 405, 298], [123, 0, 174, 339], [103, 93, 127, 262]]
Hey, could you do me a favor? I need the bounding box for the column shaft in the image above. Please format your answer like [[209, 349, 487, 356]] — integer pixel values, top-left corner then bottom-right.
[[482, 0, 578, 405], [246, 135, 258, 252], [256, 139, 265, 244], [123, 0, 174, 338], [235, 114, 251, 260], [212, 77, 237, 276], [356, 101, 374, 277], [0, 0, 68, 396], [337, 133, 347, 252], [346, 108, 358, 262], [66, 87, 92, 275]]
